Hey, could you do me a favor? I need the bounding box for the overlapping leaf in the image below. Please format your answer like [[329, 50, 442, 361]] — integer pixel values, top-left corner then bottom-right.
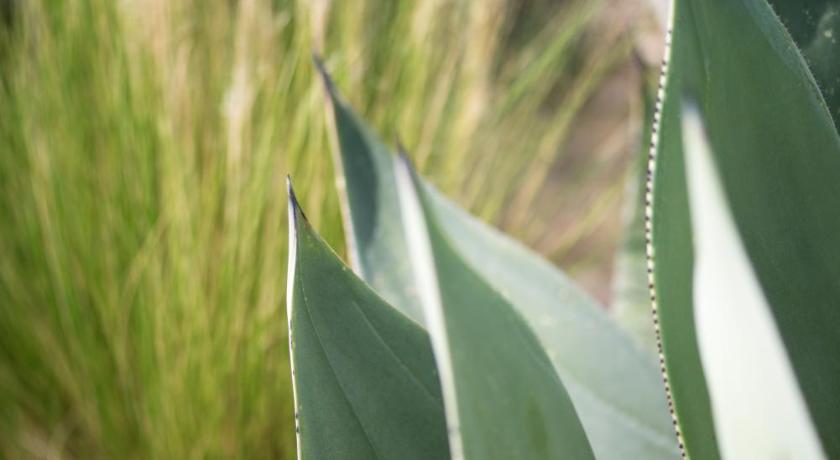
[[681, 106, 825, 459], [286, 183, 449, 459], [394, 158, 595, 459], [316, 59, 679, 460], [314, 56, 425, 325], [650, 0, 840, 457]]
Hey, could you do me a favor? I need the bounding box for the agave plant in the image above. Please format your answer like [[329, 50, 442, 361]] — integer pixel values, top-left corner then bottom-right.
[[285, 0, 840, 458], [286, 58, 677, 459]]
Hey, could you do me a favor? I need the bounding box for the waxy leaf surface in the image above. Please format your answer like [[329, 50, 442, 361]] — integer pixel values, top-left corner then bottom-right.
[[318, 61, 679, 460], [286, 186, 449, 459], [651, 0, 840, 457]]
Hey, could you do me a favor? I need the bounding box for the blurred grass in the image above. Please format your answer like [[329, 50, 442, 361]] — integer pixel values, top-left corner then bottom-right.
[[0, 0, 634, 457]]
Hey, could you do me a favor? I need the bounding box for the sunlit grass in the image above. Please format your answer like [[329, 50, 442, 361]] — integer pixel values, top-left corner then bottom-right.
[[0, 0, 631, 457]]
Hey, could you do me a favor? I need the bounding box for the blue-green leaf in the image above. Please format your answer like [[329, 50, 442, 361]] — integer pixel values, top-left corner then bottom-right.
[[317, 59, 679, 460], [768, 0, 840, 130], [393, 157, 595, 459], [314, 55, 424, 325], [650, 0, 840, 457], [681, 106, 825, 459], [286, 181, 449, 459]]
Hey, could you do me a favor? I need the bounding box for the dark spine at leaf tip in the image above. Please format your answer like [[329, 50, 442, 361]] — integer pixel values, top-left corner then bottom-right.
[[286, 175, 308, 224]]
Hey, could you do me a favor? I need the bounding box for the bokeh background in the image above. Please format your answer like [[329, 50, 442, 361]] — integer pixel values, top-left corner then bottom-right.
[[0, 0, 665, 457]]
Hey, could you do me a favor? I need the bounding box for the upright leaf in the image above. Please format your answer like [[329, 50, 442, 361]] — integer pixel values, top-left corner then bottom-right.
[[650, 0, 840, 457], [682, 106, 825, 459], [286, 182, 449, 460], [418, 183, 678, 459], [316, 62, 679, 459], [394, 157, 595, 460], [314, 56, 424, 325]]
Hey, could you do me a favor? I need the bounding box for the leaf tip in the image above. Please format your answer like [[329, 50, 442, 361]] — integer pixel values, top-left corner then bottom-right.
[[287, 176, 308, 228]]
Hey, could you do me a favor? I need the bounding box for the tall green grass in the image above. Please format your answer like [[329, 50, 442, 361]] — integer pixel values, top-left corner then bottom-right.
[[0, 0, 628, 457]]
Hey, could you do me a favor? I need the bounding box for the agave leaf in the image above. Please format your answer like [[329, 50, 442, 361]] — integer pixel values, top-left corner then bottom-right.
[[768, 0, 840, 130], [393, 157, 595, 459], [285, 181, 449, 460], [650, 0, 840, 457], [316, 60, 679, 459], [313, 55, 425, 326], [682, 106, 825, 459]]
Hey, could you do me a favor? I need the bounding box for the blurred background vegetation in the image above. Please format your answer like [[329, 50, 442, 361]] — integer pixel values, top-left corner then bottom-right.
[[0, 0, 663, 457]]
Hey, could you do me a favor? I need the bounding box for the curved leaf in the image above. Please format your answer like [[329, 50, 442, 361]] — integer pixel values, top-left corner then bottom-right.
[[682, 107, 825, 459], [650, 0, 840, 457], [394, 158, 595, 459], [286, 182, 449, 460], [314, 55, 425, 325], [419, 184, 678, 459], [317, 61, 679, 459]]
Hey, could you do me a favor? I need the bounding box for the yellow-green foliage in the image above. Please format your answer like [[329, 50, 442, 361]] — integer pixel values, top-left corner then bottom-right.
[[0, 0, 624, 457]]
